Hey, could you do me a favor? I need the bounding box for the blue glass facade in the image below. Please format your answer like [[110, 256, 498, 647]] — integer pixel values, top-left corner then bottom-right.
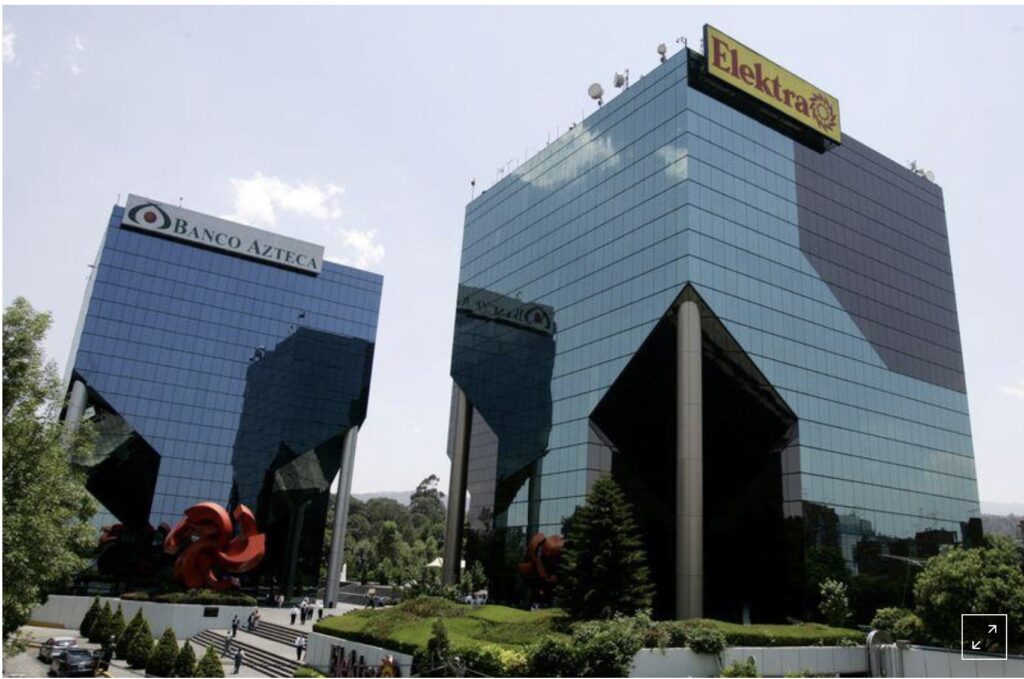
[[68, 203, 381, 593], [448, 48, 979, 618]]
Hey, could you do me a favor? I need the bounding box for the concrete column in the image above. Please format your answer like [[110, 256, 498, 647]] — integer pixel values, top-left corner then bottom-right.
[[442, 388, 472, 585], [325, 425, 359, 607], [63, 379, 88, 435], [676, 300, 704, 619]]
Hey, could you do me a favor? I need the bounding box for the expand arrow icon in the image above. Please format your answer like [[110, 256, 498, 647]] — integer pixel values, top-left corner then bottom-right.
[[989, 625, 998, 633], [972, 641, 982, 650]]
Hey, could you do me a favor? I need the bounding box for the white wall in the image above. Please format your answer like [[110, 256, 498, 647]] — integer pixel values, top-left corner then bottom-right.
[[896, 645, 1024, 678], [305, 630, 414, 676], [31, 595, 256, 640], [631, 645, 869, 677]]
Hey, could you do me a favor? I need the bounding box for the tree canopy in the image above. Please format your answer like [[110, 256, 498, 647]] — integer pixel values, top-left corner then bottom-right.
[[3, 297, 96, 641]]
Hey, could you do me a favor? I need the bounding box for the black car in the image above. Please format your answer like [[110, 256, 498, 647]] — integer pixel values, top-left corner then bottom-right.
[[38, 637, 78, 663], [49, 648, 95, 677]]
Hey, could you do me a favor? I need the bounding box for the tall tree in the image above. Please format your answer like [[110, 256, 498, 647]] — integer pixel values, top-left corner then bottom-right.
[[2, 297, 96, 641], [556, 475, 654, 620]]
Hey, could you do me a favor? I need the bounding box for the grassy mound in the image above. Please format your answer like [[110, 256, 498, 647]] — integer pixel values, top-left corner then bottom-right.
[[314, 597, 569, 655], [652, 618, 865, 647]]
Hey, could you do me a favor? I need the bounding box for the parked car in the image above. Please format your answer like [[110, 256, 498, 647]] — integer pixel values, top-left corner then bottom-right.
[[38, 637, 78, 663], [49, 648, 95, 677]]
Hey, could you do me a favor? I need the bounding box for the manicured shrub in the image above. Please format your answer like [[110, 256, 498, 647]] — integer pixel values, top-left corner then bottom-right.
[[174, 640, 197, 678], [461, 645, 528, 677], [117, 609, 144, 659], [870, 607, 911, 634], [151, 590, 257, 606], [147, 627, 179, 677], [525, 637, 579, 677], [818, 578, 850, 627], [195, 644, 225, 677], [293, 668, 326, 678], [79, 596, 101, 637], [721, 657, 760, 677], [126, 617, 154, 669], [89, 601, 113, 643], [892, 613, 925, 643], [571, 615, 647, 677], [424, 618, 453, 674], [685, 621, 727, 655]]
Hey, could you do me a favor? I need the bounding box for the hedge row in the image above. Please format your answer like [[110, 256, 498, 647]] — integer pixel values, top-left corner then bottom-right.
[[121, 590, 257, 606]]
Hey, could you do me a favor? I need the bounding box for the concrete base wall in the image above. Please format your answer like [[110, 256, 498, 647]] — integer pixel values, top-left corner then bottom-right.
[[305, 631, 414, 676], [894, 645, 1024, 678], [30, 594, 255, 640], [631, 645, 869, 677]]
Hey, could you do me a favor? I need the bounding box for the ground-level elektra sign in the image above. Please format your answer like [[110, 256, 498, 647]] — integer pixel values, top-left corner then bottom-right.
[[703, 24, 842, 144], [121, 194, 324, 274]]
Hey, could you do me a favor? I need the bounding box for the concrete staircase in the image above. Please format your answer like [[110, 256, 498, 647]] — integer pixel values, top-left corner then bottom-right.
[[247, 619, 308, 647], [191, 628, 301, 678]]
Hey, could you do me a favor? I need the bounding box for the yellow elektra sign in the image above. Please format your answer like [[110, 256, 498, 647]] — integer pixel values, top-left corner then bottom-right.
[[704, 25, 841, 144]]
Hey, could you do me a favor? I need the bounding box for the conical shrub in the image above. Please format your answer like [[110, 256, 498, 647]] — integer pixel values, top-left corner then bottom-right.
[[174, 640, 197, 678], [126, 617, 154, 669], [117, 609, 144, 659], [79, 596, 101, 637], [195, 644, 224, 677], [107, 605, 126, 648], [146, 628, 179, 677], [89, 601, 113, 643]]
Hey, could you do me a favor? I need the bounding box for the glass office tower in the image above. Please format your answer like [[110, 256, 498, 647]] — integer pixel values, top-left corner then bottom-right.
[[444, 43, 979, 621], [64, 197, 381, 595]]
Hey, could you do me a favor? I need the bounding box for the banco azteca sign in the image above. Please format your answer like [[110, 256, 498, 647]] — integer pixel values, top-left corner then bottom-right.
[[703, 25, 842, 144], [122, 194, 324, 274]]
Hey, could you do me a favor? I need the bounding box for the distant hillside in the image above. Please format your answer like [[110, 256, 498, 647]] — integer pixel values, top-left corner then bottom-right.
[[983, 513, 1024, 539], [352, 490, 415, 506], [982, 501, 1024, 516]]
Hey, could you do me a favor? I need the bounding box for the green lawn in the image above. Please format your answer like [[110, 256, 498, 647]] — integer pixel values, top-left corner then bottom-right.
[[314, 597, 865, 655], [314, 598, 570, 654]]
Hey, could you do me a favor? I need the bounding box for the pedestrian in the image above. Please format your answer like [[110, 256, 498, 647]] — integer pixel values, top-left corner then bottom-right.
[[294, 635, 304, 661], [277, 593, 284, 608], [246, 612, 253, 632], [222, 635, 232, 657], [233, 648, 245, 674], [317, 601, 324, 621], [290, 605, 299, 625], [253, 608, 260, 630], [231, 615, 239, 638]]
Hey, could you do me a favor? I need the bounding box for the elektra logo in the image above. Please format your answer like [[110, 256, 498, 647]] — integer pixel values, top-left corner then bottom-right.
[[809, 93, 837, 135], [126, 202, 171, 230]]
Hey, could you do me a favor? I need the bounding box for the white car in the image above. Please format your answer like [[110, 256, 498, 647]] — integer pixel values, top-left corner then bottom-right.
[[38, 637, 78, 663]]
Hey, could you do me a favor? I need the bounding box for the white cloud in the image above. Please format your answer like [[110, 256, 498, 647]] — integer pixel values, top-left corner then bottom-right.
[[225, 172, 384, 270], [327, 227, 385, 270], [3, 23, 15, 64], [999, 379, 1024, 399], [73, 35, 86, 52], [31, 64, 48, 90], [69, 62, 82, 76], [225, 173, 344, 227]]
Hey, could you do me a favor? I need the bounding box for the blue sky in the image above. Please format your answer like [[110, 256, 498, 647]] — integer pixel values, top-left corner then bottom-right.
[[3, 6, 1022, 503]]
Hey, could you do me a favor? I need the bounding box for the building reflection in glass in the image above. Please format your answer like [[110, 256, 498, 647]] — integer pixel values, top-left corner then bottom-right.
[[230, 326, 374, 595]]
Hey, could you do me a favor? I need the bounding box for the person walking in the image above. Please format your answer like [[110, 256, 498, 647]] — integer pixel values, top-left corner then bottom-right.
[[294, 635, 304, 661], [233, 648, 245, 674], [252, 607, 261, 630], [290, 605, 299, 625], [317, 601, 324, 621], [222, 635, 232, 657], [231, 615, 240, 638]]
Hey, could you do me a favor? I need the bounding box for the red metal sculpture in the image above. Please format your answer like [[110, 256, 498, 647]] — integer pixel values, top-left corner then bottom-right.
[[517, 532, 565, 600], [163, 502, 265, 590]]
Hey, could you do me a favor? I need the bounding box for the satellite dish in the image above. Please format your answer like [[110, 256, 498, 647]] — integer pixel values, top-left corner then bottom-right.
[[588, 83, 604, 106], [925, 170, 935, 182], [657, 43, 667, 62], [613, 72, 626, 88]]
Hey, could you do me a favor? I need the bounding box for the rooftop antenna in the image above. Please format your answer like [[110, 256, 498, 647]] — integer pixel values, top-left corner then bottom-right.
[[613, 70, 629, 89], [116, 193, 121, 205], [676, 36, 688, 49], [470, 178, 476, 200], [657, 43, 668, 63], [588, 82, 604, 107], [178, 196, 183, 207]]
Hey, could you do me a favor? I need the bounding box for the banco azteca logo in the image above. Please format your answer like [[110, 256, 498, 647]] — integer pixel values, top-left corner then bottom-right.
[[809, 93, 837, 134], [127, 202, 171, 230]]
